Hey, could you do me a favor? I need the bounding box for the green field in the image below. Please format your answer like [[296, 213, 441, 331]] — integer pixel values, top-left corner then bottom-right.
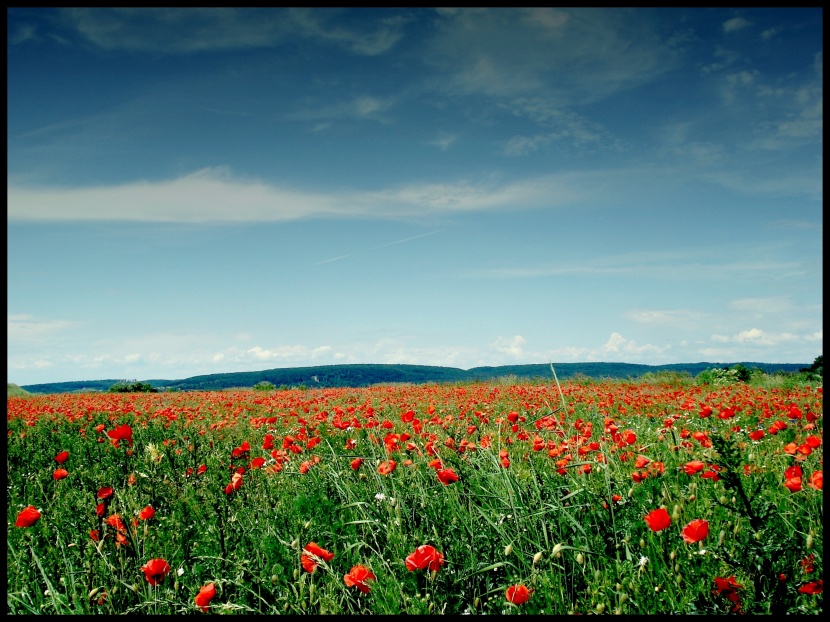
[[7, 373, 823, 614]]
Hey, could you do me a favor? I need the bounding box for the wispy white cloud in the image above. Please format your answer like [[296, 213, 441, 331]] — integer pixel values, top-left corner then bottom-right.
[[722, 17, 752, 34], [428, 134, 457, 151], [710, 327, 812, 346], [492, 335, 526, 358], [8, 313, 75, 342], [498, 98, 611, 156], [425, 8, 678, 104], [727, 297, 793, 315], [7, 167, 595, 222], [56, 8, 405, 56], [626, 309, 706, 326], [469, 255, 808, 282], [289, 96, 395, 123], [598, 332, 668, 356]]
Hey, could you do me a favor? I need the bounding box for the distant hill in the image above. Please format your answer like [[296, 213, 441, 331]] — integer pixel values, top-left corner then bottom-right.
[[7, 383, 30, 397], [16, 361, 811, 394]]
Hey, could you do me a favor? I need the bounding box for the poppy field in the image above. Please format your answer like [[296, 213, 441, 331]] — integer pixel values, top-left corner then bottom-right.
[[6, 374, 823, 614]]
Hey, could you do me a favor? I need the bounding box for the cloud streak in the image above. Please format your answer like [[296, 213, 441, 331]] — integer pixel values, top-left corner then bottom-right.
[[53, 8, 405, 56], [7, 167, 592, 222]]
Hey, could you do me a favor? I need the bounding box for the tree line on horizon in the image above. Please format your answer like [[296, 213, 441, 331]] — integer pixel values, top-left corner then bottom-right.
[[14, 358, 820, 395]]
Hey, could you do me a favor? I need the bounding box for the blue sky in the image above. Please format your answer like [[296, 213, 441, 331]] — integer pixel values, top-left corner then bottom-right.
[[8, 8, 823, 385]]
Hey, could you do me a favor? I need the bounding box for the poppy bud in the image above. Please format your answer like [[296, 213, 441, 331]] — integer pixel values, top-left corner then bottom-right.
[[595, 569, 601, 581], [669, 550, 675, 561], [720, 496, 728, 504], [671, 505, 681, 521], [596, 603, 605, 614], [806, 534, 813, 550], [552, 543, 564, 557], [504, 544, 513, 556], [576, 553, 584, 565], [293, 568, 299, 580], [474, 597, 480, 609], [533, 551, 543, 565], [718, 530, 726, 546], [619, 594, 628, 604], [304, 520, 311, 529], [309, 583, 315, 599]]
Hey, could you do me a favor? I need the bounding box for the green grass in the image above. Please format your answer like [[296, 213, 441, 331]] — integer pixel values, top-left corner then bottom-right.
[[8, 383, 30, 397]]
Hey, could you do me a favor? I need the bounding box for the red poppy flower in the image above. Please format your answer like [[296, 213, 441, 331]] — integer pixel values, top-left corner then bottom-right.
[[194, 582, 216, 612], [141, 558, 171, 586], [89, 529, 100, 542], [55, 450, 70, 464], [683, 460, 706, 476], [197, 464, 207, 476], [350, 457, 363, 470], [138, 505, 155, 521], [436, 468, 459, 485], [635, 455, 651, 468], [231, 441, 250, 459], [96, 502, 106, 517], [53, 468, 69, 481], [784, 465, 803, 493], [250, 457, 266, 469], [377, 460, 397, 475], [808, 471, 822, 490], [15, 505, 41, 528], [405, 545, 445, 572], [97, 486, 114, 500], [343, 564, 376, 594], [714, 575, 743, 594], [799, 580, 823, 595], [644, 508, 671, 532], [713, 574, 744, 610], [681, 519, 709, 544], [506, 584, 533, 605], [800, 554, 816, 574], [301, 542, 334, 573], [224, 472, 243, 495], [105, 514, 127, 533], [107, 424, 134, 446], [748, 429, 765, 442]]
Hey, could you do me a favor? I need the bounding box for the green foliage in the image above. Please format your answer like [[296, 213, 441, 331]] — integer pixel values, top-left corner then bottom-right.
[[253, 381, 277, 392], [107, 381, 158, 393]]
